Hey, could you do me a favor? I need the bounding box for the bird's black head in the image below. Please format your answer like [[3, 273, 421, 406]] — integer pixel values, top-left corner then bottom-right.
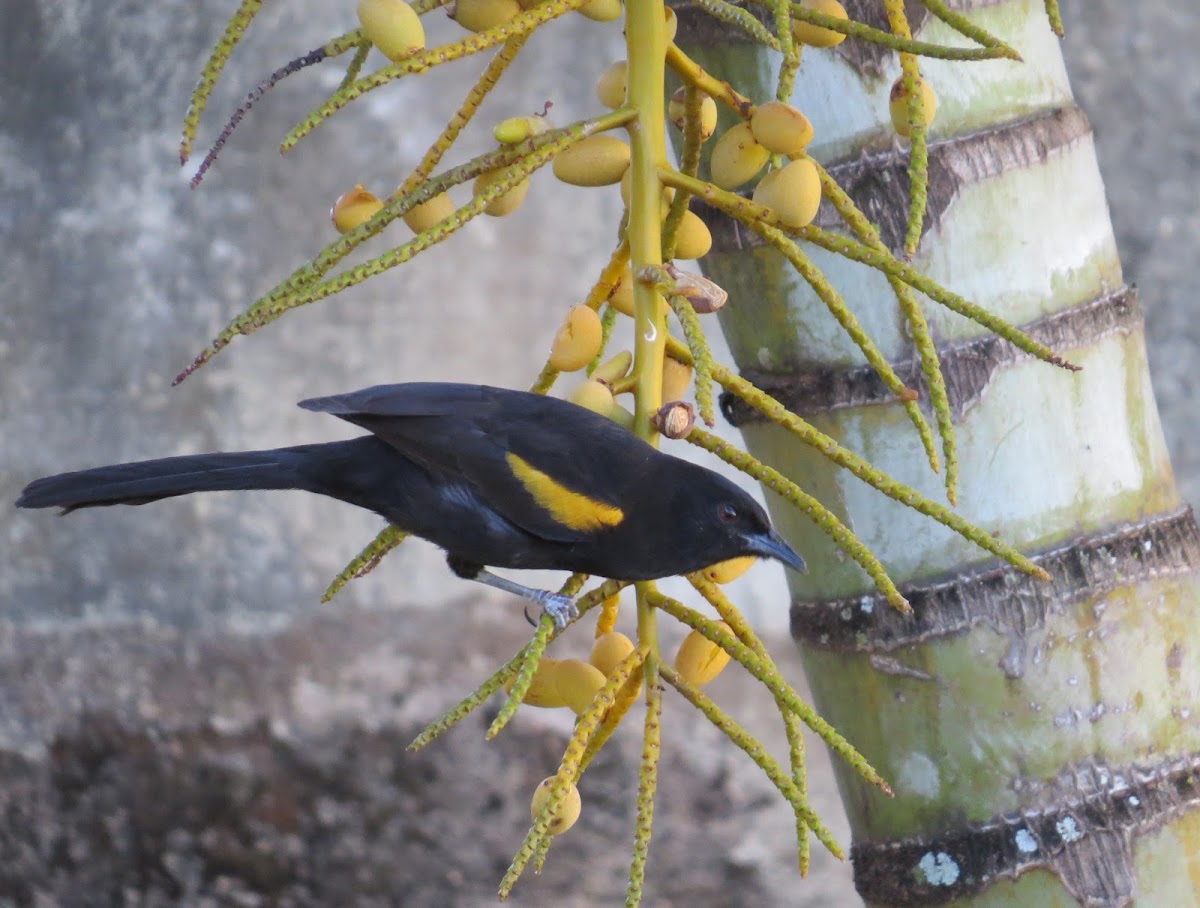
[[656, 459, 807, 578]]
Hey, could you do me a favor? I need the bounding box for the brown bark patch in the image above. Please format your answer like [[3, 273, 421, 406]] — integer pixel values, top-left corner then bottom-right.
[[720, 286, 1140, 425], [836, 1, 930, 79], [853, 753, 1200, 906], [790, 507, 1200, 659]]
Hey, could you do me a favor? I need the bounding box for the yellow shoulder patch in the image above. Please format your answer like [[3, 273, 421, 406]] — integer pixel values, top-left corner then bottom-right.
[[506, 453, 624, 532]]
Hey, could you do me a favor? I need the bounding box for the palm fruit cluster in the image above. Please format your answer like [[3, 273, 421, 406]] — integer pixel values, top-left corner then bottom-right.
[[339, 0, 654, 237], [503, 630, 637, 717], [337, 0, 814, 713], [329, 15, 847, 430], [707, 99, 823, 230], [555, 300, 706, 426], [504, 564, 751, 723], [338, 0, 898, 246], [540, 55, 828, 427]]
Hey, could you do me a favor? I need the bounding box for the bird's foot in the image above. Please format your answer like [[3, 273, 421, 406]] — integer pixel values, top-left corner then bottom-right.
[[528, 590, 578, 631], [462, 566, 579, 631]]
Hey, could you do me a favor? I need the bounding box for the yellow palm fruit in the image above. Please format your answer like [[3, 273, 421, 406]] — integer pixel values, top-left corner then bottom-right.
[[553, 135, 631, 187], [401, 191, 454, 233], [531, 778, 582, 836], [473, 169, 531, 217], [709, 122, 769, 190], [750, 101, 814, 155], [452, 0, 520, 31], [330, 184, 383, 233], [576, 0, 622, 22], [607, 267, 669, 317], [553, 658, 608, 715], [663, 6, 678, 43], [661, 357, 693, 402], [549, 305, 603, 371], [592, 349, 632, 384], [889, 76, 938, 138], [504, 657, 568, 708], [752, 158, 822, 229], [702, 555, 756, 584], [673, 210, 713, 259], [595, 60, 628, 110], [608, 269, 636, 316], [568, 379, 616, 416], [619, 168, 674, 217], [493, 114, 549, 145], [792, 0, 848, 48], [674, 623, 733, 687], [667, 87, 718, 142], [591, 631, 643, 700], [590, 631, 635, 677], [357, 0, 425, 62]]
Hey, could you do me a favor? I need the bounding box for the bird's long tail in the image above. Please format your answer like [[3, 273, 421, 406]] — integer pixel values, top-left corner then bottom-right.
[[15, 440, 376, 513]]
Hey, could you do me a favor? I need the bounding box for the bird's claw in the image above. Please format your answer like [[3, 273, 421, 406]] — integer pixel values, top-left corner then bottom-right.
[[533, 591, 578, 631]]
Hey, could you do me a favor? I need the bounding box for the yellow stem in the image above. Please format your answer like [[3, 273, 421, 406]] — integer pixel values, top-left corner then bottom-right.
[[665, 43, 754, 120], [626, 0, 669, 437], [626, 0, 670, 660]]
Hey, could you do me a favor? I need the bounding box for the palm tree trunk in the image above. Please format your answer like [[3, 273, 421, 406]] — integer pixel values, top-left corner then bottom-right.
[[675, 0, 1200, 903]]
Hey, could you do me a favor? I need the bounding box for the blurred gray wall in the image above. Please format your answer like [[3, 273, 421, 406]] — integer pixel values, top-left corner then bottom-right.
[[0, 0, 1195, 904], [1064, 5, 1200, 508]]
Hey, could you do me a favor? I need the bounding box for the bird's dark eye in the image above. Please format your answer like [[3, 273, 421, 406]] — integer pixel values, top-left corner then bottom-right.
[[718, 503, 738, 523]]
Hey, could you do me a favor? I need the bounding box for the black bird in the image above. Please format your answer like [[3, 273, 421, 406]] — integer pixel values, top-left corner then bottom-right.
[[16, 383, 805, 626]]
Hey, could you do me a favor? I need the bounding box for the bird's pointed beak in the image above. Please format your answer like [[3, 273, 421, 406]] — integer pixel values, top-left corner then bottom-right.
[[748, 528, 807, 574]]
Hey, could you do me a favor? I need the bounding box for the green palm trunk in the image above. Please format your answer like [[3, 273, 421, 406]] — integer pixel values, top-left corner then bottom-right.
[[676, 0, 1200, 903]]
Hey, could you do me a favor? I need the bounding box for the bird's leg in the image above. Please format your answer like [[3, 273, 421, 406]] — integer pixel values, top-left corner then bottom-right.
[[473, 570, 578, 630], [446, 557, 577, 630]]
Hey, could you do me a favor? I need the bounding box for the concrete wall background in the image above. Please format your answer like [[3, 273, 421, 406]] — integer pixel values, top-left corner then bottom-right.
[[0, 0, 1195, 904]]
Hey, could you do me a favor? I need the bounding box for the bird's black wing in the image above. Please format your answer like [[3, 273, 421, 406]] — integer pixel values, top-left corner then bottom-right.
[[300, 383, 648, 544], [300, 383, 495, 421]]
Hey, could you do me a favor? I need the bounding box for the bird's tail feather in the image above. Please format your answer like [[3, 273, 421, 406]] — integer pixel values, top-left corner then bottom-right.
[[15, 443, 343, 513]]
